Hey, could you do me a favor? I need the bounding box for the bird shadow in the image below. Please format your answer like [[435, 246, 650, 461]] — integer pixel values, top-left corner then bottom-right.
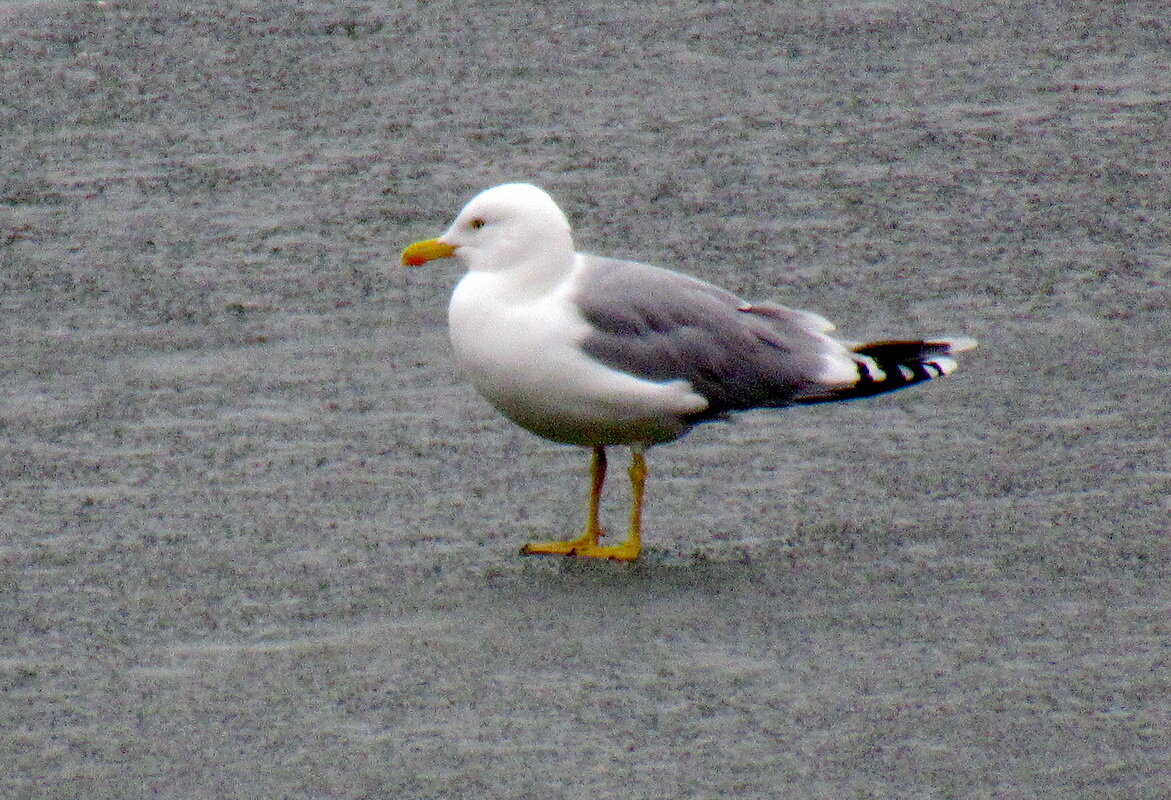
[[486, 543, 814, 604]]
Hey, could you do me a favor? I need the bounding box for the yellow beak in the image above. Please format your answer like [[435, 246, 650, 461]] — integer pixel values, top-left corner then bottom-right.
[[401, 238, 456, 267]]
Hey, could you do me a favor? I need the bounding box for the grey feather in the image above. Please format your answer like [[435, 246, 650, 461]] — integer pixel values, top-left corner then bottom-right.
[[572, 256, 841, 419]]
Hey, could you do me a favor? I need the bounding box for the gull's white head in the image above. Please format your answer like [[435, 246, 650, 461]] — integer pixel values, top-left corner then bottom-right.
[[402, 183, 575, 276]]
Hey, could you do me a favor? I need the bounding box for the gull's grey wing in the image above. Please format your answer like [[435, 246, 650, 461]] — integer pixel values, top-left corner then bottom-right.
[[572, 255, 848, 418]]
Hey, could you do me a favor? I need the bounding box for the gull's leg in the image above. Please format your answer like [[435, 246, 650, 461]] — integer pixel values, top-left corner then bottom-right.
[[569, 445, 645, 561], [520, 446, 606, 556]]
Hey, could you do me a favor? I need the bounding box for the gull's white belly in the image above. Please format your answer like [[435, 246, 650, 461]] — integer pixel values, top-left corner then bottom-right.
[[447, 273, 707, 446]]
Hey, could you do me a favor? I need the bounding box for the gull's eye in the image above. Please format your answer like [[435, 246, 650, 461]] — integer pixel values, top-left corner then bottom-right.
[[470, 218, 485, 230]]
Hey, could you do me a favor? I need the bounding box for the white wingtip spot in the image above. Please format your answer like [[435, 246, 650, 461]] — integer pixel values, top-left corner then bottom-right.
[[820, 353, 869, 386], [932, 336, 977, 354], [928, 356, 958, 376], [854, 355, 886, 383]]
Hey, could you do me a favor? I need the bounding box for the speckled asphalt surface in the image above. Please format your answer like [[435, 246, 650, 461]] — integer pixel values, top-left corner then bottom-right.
[[2, 2, 1168, 798]]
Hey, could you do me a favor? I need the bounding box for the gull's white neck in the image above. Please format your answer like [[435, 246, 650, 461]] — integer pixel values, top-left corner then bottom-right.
[[459, 233, 577, 303]]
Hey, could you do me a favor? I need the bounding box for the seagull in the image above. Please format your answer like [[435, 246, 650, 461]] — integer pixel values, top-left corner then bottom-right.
[[402, 183, 975, 561]]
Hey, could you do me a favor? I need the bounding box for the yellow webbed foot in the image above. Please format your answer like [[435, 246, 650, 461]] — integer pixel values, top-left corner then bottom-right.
[[520, 535, 640, 561], [562, 540, 641, 562], [520, 528, 599, 557]]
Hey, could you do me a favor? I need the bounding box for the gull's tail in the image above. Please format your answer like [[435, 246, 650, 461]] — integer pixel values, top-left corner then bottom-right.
[[796, 337, 977, 405]]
